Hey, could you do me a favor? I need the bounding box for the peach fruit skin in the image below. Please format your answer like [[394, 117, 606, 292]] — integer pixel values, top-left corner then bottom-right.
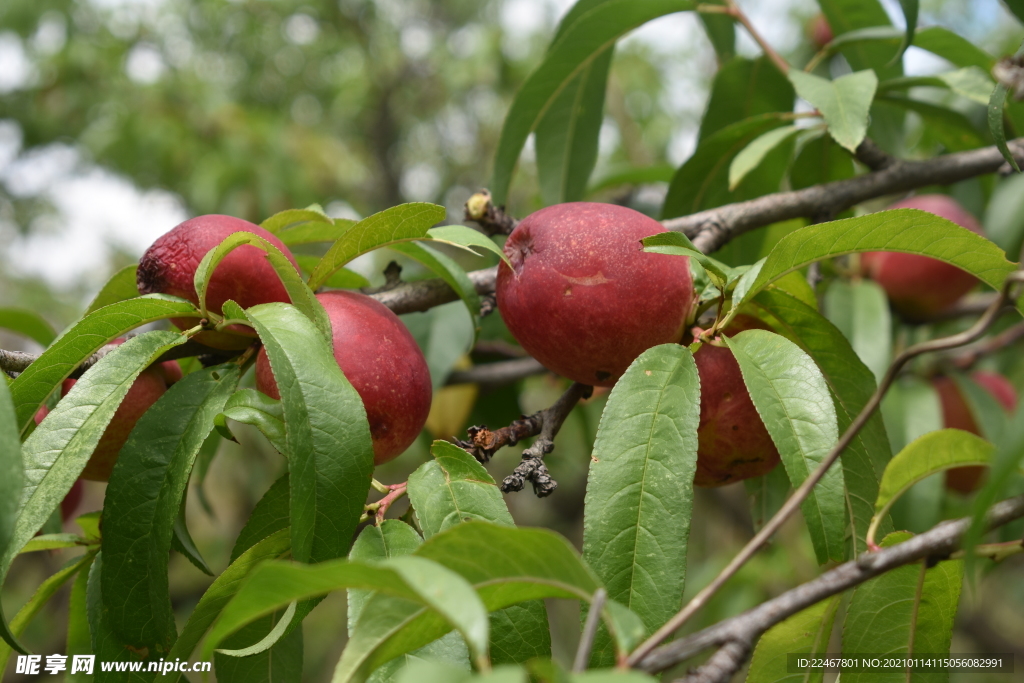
[[860, 195, 984, 319], [33, 339, 182, 482], [933, 371, 1018, 493], [496, 202, 696, 387], [693, 315, 781, 487], [255, 290, 432, 466], [137, 214, 300, 344]]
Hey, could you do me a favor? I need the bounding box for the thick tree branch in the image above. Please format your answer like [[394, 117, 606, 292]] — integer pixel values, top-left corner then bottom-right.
[[633, 494, 1024, 679], [627, 269, 1024, 667], [369, 266, 497, 315], [0, 340, 239, 379], [666, 139, 1024, 253]]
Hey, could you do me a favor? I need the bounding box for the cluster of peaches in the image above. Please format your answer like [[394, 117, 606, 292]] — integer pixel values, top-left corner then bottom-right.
[[50, 193, 1010, 522]]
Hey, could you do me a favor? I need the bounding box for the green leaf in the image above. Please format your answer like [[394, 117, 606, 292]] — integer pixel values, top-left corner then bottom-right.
[[790, 133, 855, 190], [389, 242, 481, 338], [586, 164, 675, 196], [0, 375, 23, 560], [952, 373, 1008, 444], [876, 94, 988, 152], [698, 56, 795, 142], [406, 442, 549, 666], [0, 308, 56, 346], [294, 255, 370, 289], [818, 0, 900, 75], [192, 232, 330, 341], [745, 595, 840, 683], [309, 203, 446, 290], [66, 554, 95, 683], [787, 70, 878, 153], [85, 266, 141, 315], [1002, 0, 1024, 24], [989, 83, 1021, 174], [726, 330, 845, 564], [698, 0, 734, 64], [536, 46, 613, 205], [245, 303, 373, 563], [729, 125, 803, 191], [231, 474, 291, 562], [869, 429, 993, 547], [823, 279, 891, 383], [18, 533, 90, 553], [0, 551, 96, 675], [280, 218, 358, 246], [87, 553, 157, 682], [892, 0, 918, 64], [0, 331, 187, 655], [737, 210, 1020, 311], [214, 613, 303, 683], [349, 521, 425, 627], [169, 529, 291, 668], [744, 466, 790, 533], [172, 498, 213, 575], [397, 662, 532, 683], [426, 225, 510, 268], [583, 344, 700, 665], [260, 207, 331, 234], [337, 523, 643, 682], [642, 233, 730, 290], [913, 26, 994, 70], [750, 290, 892, 557], [662, 114, 792, 219], [9, 296, 199, 432], [490, 0, 694, 205], [408, 441, 515, 537], [218, 388, 288, 455], [878, 67, 995, 106], [101, 364, 239, 652], [842, 532, 963, 682]]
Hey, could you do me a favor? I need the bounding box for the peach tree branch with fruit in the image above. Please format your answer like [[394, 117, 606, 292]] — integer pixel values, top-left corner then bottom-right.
[[4, 3, 1024, 683]]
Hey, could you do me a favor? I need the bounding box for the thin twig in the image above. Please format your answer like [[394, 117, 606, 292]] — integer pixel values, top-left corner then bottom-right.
[[949, 321, 1024, 370], [445, 357, 547, 387], [0, 340, 240, 379], [627, 269, 1024, 668], [373, 482, 408, 525], [634, 494, 1024, 678], [574, 588, 607, 672], [723, 0, 790, 75]]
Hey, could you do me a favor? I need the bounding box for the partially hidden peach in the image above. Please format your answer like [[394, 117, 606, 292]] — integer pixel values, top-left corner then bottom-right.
[[933, 370, 1017, 493], [137, 214, 300, 348], [255, 290, 432, 466], [861, 195, 984, 319]]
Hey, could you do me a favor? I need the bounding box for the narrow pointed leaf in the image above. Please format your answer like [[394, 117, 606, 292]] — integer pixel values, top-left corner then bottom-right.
[[536, 46, 613, 205], [892, 0, 918, 63], [726, 330, 845, 563], [66, 554, 95, 683], [260, 207, 332, 234], [490, 0, 694, 205], [842, 532, 963, 681], [309, 203, 446, 289], [989, 83, 1021, 173], [729, 125, 803, 191], [295, 256, 370, 289], [823, 279, 891, 383], [389, 241, 481, 337], [85, 266, 141, 315], [231, 474, 291, 562], [10, 296, 199, 432], [0, 308, 56, 346], [192, 232, 330, 342], [217, 388, 287, 455], [101, 364, 240, 652], [280, 219, 358, 246], [642, 233, 730, 289], [87, 554, 157, 682], [582, 344, 699, 665], [245, 303, 374, 563], [0, 331, 186, 654], [737, 210, 1020, 310], [870, 430, 993, 545], [751, 290, 892, 557], [214, 614, 303, 683], [426, 225, 510, 268], [699, 56, 795, 143], [0, 375, 23, 560]]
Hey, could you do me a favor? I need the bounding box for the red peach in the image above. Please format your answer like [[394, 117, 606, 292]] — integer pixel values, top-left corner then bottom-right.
[[861, 195, 984, 319], [137, 214, 300, 348], [933, 370, 1017, 494], [255, 290, 432, 465], [496, 202, 696, 387], [693, 316, 781, 487]]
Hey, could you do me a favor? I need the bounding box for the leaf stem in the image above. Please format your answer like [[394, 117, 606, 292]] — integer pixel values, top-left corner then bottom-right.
[[573, 588, 607, 672], [723, 0, 790, 75]]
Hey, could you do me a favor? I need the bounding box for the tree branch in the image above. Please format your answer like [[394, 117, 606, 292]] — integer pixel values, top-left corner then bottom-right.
[[369, 266, 497, 315], [445, 357, 547, 387], [633, 494, 1024, 679], [0, 340, 240, 379], [666, 139, 1024, 253], [464, 190, 519, 237], [627, 269, 1024, 667]]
